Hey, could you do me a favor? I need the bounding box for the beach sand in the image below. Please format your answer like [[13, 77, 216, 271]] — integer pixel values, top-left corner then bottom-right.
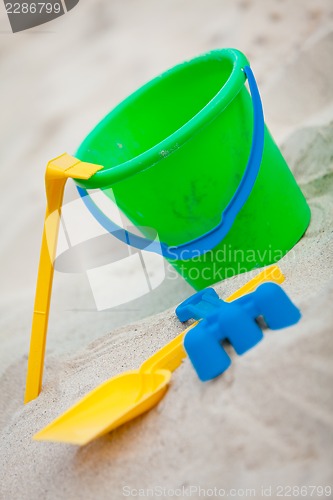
[[0, 1, 333, 498]]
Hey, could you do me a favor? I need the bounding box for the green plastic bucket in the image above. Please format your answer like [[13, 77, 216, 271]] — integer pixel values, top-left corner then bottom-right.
[[75, 49, 310, 290]]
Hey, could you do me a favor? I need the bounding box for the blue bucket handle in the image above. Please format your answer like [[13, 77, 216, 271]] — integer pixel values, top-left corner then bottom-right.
[[77, 66, 264, 261]]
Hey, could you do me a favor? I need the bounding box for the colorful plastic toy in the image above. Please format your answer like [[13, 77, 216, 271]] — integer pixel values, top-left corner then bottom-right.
[[26, 49, 310, 403], [24, 154, 103, 404], [75, 48, 310, 289], [177, 283, 301, 381], [33, 266, 284, 445]]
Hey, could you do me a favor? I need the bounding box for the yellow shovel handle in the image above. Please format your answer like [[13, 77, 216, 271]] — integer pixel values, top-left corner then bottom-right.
[[24, 154, 103, 403]]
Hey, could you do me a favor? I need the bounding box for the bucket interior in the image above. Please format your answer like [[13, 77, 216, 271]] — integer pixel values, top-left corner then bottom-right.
[[79, 57, 233, 169]]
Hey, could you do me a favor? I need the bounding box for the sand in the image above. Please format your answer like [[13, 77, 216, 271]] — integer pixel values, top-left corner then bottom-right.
[[0, 1, 333, 499]]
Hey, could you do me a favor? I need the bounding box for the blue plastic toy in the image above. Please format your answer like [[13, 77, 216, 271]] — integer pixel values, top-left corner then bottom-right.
[[176, 283, 301, 381]]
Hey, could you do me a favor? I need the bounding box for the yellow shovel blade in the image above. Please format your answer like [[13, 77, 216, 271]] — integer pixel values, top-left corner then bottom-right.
[[24, 154, 103, 404], [34, 370, 171, 446], [33, 265, 284, 445]]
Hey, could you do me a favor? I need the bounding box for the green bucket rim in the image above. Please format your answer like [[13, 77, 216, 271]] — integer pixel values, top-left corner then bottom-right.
[[75, 48, 250, 189]]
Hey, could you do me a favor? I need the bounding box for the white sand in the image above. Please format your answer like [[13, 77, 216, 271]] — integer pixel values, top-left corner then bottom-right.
[[0, 1, 333, 498]]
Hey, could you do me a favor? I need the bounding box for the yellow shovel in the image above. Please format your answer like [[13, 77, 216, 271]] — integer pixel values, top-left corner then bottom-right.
[[34, 265, 284, 445], [24, 154, 103, 404]]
